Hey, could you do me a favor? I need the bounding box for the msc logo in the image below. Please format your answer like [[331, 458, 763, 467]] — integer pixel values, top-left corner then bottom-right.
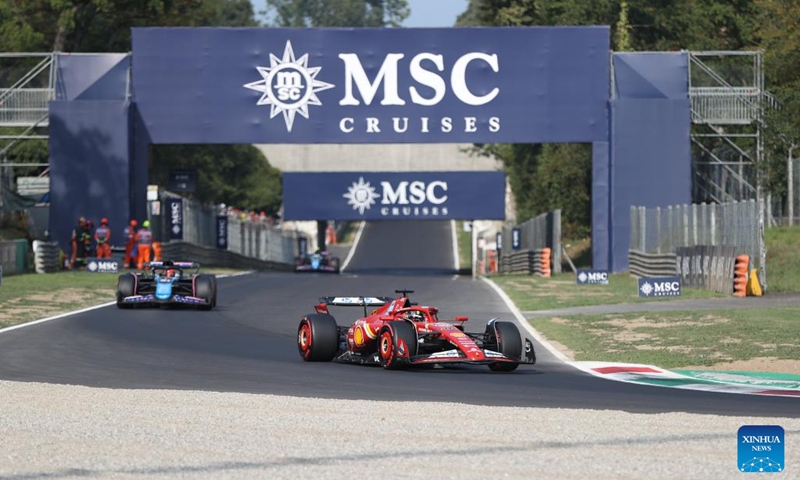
[[343, 177, 449, 217], [245, 40, 502, 135], [244, 41, 335, 132], [87, 259, 119, 274], [638, 276, 681, 297], [577, 269, 609, 285]]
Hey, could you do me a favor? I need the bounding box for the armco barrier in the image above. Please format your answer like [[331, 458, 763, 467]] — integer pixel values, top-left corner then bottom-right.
[[628, 250, 678, 278], [160, 241, 294, 272]]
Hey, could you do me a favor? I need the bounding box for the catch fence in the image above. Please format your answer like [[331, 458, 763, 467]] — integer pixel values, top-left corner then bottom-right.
[[155, 192, 299, 266]]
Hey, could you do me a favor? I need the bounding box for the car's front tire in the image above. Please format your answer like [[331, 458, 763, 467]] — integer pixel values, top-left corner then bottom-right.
[[378, 321, 418, 370], [116, 273, 136, 309], [194, 274, 215, 310], [486, 321, 522, 372]]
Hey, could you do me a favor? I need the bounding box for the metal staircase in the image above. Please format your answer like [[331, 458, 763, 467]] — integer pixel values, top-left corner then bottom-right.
[[0, 53, 55, 200], [689, 51, 768, 204]]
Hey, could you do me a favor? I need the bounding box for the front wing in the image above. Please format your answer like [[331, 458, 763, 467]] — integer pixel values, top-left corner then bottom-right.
[[295, 264, 339, 273], [335, 339, 537, 367], [120, 294, 209, 307]]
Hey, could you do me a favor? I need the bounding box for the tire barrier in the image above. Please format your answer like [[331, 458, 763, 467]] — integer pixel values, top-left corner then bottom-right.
[[498, 248, 553, 277], [540, 247, 551, 278], [33, 240, 60, 274], [628, 250, 678, 278], [733, 254, 749, 298]]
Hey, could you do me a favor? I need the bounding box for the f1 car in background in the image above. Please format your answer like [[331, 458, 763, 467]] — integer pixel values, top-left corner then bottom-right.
[[295, 250, 341, 274], [297, 290, 536, 371], [116, 261, 217, 310]]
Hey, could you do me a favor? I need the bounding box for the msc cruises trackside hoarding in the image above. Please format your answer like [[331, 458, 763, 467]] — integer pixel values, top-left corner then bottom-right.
[[132, 27, 610, 144], [283, 172, 505, 220]]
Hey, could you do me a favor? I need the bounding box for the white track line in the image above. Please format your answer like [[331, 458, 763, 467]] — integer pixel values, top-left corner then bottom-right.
[[340, 221, 365, 273], [0, 271, 252, 335], [0, 301, 116, 335], [450, 220, 459, 272], [480, 276, 572, 364]]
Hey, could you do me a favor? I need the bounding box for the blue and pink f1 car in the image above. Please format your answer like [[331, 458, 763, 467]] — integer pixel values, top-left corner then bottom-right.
[[295, 251, 341, 274], [116, 261, 217, 310]]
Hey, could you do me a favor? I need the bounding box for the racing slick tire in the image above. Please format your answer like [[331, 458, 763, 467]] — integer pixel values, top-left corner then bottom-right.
[[194, 274, 216, 311], [329, 257, 341, 274], [297, 314, 339, 362], [378, 321, 418, 370], [116, 273, 136, 309], [486, 321, 522, 372], [209, 275, 218, 308]]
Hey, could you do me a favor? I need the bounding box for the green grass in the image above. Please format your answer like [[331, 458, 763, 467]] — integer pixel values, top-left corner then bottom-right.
[[492, 273, 726, 312], [765, 225, 800, 293], [533, 307, 800, 369], [457, 221, 472, 273], [335, 221, 360, 245]]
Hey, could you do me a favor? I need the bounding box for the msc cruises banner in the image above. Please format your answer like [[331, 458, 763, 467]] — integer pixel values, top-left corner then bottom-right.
[[132, 27, 610, 144], [283, 172, 505, 220]]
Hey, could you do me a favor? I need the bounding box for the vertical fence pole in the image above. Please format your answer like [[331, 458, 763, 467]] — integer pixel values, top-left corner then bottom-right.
[[682, 204, 690, 247], [710, 204, 716, 245], [639, 207, 646, 252], [691, 204, 698, 246], [655, 206, 661, 254]]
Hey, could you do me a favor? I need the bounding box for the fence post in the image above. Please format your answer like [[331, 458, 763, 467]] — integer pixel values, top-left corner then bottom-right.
[[655, 206, 661, 254], [552, 210, 562, 274], [682, 204, 690, 247], [710, 204, 716, 245], [701, 202, 707, 244], [639, 207, 647, 252], [666, 206, 673, 253], [691, 204, 698, 246]]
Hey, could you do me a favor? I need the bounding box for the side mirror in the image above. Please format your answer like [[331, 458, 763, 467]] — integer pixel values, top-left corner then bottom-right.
[[380, 316, 394, 321], [455, 316, 468, 322]]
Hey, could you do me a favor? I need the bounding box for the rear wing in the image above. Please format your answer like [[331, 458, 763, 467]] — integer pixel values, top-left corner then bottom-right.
[[318, 296, 393, 307], [317, 296, 394, 317], [144, 261, 200, 269]]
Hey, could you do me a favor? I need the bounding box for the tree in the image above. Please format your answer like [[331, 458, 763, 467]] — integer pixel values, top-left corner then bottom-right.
[[150, 144, 283, 214], [264, 0, 409, 27], [0, 0, 277, 213], [756, 0, 800, 198]]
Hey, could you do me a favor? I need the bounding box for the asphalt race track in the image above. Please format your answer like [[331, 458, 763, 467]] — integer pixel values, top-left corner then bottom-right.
[[0, 220, 796, 417]]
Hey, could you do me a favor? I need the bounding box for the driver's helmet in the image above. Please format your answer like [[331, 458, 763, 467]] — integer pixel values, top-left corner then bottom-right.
[[405, 310, 425, 322], [165, 268, 176, 279]]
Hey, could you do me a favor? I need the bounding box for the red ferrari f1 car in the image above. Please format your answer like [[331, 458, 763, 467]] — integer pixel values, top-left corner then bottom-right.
[[297, 290, 536, 371]]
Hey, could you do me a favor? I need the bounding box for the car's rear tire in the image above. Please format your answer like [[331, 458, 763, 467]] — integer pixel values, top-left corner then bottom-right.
[[297, 314, 340, 362], [378, 321, 418, 370], [116, 273, 136, 309], [209, 275, 218, 308], [486, 321, 522, 372], [194, 274, 215, 310]]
